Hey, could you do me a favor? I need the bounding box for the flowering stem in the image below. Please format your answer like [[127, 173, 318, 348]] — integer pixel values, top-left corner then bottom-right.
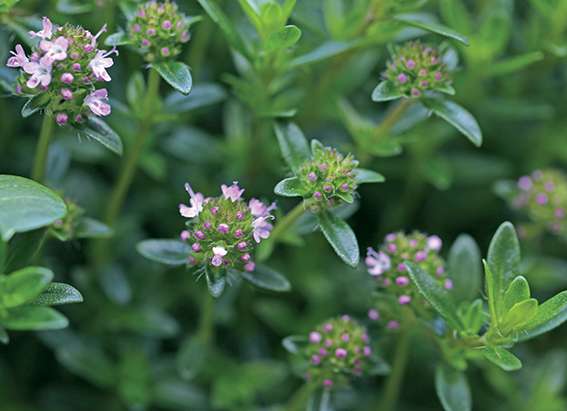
[[197, 291, 215, 344], [31, 112, 54, 183], [373, 98, 413, 142], [285, 383, 316, 411], [103, 68, 161, 227], [269, 199, 315, 244], [378, 316, 412, 411]]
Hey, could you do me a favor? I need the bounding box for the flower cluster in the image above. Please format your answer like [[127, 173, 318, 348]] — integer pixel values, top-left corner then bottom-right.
[[512, 169, 567, 236], [304, 316, 373, 389], [6, 17, 116, 126], [366, 231, 449, 310], [383, 41, 452, 98], [179, 182, 276, 272], [128, 0, 191, 62], [298, 143, 359, 211]]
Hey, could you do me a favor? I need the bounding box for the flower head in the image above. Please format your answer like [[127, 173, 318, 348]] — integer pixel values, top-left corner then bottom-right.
[[179, 181, 276, 273], [296, 142, 359, 212], [6, 18, 116, 126], [383, 41, 452, 98], [510, 169, 567, 237], [366, 231, 449, 325], [303, 316, 375, 388], [128, 0, 192, 62]]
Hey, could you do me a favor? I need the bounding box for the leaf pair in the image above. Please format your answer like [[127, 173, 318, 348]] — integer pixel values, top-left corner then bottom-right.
[[136, 239, 291, 297], [0, 266, 82, 343]]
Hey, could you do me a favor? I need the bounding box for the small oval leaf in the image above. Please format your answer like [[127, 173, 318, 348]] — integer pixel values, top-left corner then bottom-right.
[[137, 239, 190, 266], [317, 211, 359, 267], [152, 61, 193, 95], [353, 168, 385, 184], [240, 265, 291, 292], [274, 177, 306, 197]]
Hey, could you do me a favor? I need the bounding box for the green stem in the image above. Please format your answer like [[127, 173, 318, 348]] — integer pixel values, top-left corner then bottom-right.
[[269, 199, 314, 243], [198, 292, 215, 344], [103, 68, 161, 227], [373, 99, 412, 141], [379, 324, 412, 411], [285, 383, 316, 411], [31, 113, 54, 183]]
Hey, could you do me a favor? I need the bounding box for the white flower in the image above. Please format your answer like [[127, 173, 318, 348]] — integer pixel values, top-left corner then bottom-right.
[[23, 58, 52, 88], [29, 17, 53, 40], [179, 183, 205, 218], [365, 248, 391, 276], [89, 49, 117, 82]]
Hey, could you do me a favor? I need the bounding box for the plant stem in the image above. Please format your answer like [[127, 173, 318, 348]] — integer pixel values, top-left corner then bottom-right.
[[379, 324, 412, 411], [269, 199, 314, 243], [198, 291, 215, 344], [31, 113, 54, 183], [286, 383, 315, 411], [103, 68, 161, 228], [373, 99, 412, 142]]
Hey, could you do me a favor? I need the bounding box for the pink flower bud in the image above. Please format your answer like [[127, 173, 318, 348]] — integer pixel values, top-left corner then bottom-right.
[[161, 47, 170, 57], [313, 191, 322, 200], [147, 28, 156, 36], [237, 241, 247, 250], [132, 24, 141, 33], [61, 88, 73, 100], [397, 73, 408, 84], [244, 262, 256, 272], [406, 59, 416, 69], [309, 331, 322, 343], [396, 276, 409, 286], [241, 253, 251, 263], [217, 224, 229, 234], [55, 113, 68, 126], [323, 379, 333, 388], [308, 172, 317, 182], [398, 295, 411, 305], [162, 20, 172, 29], [194, 230, 205, 240], [191, 243, 201, 252], [180, 230, 190, 241], [444, 279, 453, 290], [368, 309, 380, 321], [335, 348, 347, 358], [72, 63, 81, 71], [141, 39, 151, 47], [234, 229, 243, 238], [61, 73, 74, 84]]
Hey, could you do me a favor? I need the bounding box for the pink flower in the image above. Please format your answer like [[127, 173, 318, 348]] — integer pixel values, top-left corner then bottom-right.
[[221, 181, 244, 202], [365, 247, 391, 276], [249, 198, 276, 218], [89, 49, 117, 82], [84, 89, 111, 116], [23, 58, 52, 88], [29, 17, 53, 40], [309, 331, 322, 343], [368, 309, 380, 321], [244, 262, 256, 272], [179, 183, 205, 218], [40, 37, 69, 62], [427, 235, 442, 251], [252, 216, 273, 243], [211, 246, 227, 267], [6, 44, 29, 68]]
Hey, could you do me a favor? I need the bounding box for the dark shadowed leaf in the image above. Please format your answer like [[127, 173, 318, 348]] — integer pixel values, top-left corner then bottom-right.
[[1, 306, 68, 330], [77, 117, 123, 155], [137, 239, 190, 266], [240, 265, 291, 292], [435, 365, 472, 411], [274, 123, 311, 173]]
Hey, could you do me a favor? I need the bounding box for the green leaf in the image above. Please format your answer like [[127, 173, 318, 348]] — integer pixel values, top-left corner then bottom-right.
[[519, 291, 567, 341], [77, 116, 123, 156], [137, 239, 190, 266], [152, 61, 193, 95], [448, 234, 481, 301], [395, 13, 469, 45], [1, 266, 53, 308], [486, 222, 521, 319], [274, 123, 311, 173], [205, 269, 226, 298], [371, 81, 403, 102], [30, 282, 83, 306], [406, 262, 463, 331], [164, 83, 226, 114], [423, 98, 482, 147], [435, 365, 472, 411], [21, 93, 49, 118], [353, 168, 385, 184], [197, 0, 251, 58], [274, 177, 306, 197], [290, 40, 356, 68], [0, 175, 67, 241], [501, 298, 538, 333], [307, 388, 334, 411], [0, 237, 6, 273], [266, 25, 302, 52], [240, 265, 291, 292], [317, 211, 359, 267], [104, 31, 129, 46], [459, 299, 485, 335], [281, 335, 307, 354], [482, 347, 522, 371], [503, 276, 530, 311], [177, 336, 207, 380], [56, 0, 93, 14], [485, 51, 544, 77], [1, 306, 68, 330], [75, 217, 113, 239], [310, 139, 325, 155]]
